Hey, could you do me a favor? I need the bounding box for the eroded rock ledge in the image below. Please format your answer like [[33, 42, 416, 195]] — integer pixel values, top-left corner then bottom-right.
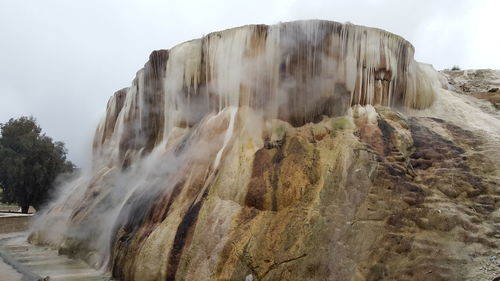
[[29, 21, 499, 281]]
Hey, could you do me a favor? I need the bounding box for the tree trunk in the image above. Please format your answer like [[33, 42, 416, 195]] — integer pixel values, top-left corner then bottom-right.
[[21, 204, 29, 214]]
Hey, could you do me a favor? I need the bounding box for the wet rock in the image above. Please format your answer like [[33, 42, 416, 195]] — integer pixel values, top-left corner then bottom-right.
[[29, 21, 500, 281]]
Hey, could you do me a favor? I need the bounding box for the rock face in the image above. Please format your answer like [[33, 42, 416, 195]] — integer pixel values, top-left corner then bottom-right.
[[442, 69, 500, 109], [30, 20, 500, 281]]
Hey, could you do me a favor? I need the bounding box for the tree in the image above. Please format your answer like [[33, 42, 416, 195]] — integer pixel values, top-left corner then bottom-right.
[[0, 116, 75, 213]]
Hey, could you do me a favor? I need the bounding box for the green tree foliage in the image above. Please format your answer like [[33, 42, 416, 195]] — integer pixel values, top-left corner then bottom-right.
[[0, 116, 74, 213]]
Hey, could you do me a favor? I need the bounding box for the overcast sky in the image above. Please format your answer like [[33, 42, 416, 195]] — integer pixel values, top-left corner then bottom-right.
[[1, 0, 499, 166]]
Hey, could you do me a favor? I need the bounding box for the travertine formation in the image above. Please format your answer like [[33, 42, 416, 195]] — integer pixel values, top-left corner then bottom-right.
[[92, 20, 436, 168], [29, 20, 500, 281], [442, 69, 500, 109]]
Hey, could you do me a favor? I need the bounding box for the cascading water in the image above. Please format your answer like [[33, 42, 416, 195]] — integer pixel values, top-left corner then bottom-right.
[[28, 20, 499, 281], [93, 20, 435, 169]]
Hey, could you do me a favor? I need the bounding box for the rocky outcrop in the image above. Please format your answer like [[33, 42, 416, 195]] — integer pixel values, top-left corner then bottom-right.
[[443, 69, 500, 108], [89, 20, 437, 169], [29, 20, 500, 281]]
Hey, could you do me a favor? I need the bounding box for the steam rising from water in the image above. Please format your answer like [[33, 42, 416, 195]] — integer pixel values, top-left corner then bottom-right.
[[29, 20, 444, 269], [94, 20, 436, 169]]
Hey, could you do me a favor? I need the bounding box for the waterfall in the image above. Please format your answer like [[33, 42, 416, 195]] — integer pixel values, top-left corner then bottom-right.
[[29, 20, 447, 278]]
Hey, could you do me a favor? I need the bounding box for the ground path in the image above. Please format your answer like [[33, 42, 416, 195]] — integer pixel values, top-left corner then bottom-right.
[[0, 232, 112, 281]]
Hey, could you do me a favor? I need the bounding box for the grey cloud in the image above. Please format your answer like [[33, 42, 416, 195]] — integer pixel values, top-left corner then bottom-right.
[[0, 0, 497, 166]]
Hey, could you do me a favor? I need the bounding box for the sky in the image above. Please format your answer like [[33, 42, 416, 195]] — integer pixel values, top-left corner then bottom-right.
[[1, 0, 499, 166]]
